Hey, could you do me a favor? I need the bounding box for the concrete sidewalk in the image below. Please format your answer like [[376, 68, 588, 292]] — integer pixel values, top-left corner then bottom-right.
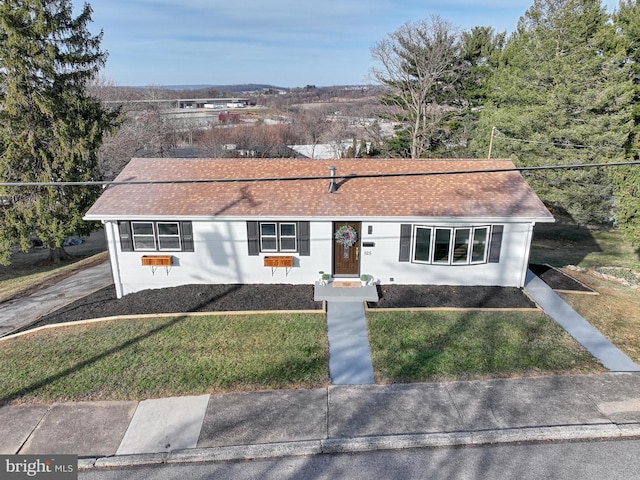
[[2, 373, 640, 469]]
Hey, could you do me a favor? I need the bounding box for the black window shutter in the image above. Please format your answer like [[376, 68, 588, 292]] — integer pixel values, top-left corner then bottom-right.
[[399, 224, 412, 262], [180, 221, 194, 252], [247, 221, 259, 256], [488, 225, 504, 263], [298, 221, 310, 256], [117, 221, 134, 252]]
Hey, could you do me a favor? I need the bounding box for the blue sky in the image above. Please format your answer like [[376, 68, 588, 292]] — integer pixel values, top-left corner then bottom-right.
[[85, 0, 620, 88]]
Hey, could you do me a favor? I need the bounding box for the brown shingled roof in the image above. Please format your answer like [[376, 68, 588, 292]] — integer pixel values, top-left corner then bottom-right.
[[84, 158, 554, 221]]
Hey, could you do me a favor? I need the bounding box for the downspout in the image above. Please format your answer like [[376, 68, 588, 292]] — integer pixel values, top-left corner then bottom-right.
[[105, 221, 124, 298], [520, 222, 535, 287]]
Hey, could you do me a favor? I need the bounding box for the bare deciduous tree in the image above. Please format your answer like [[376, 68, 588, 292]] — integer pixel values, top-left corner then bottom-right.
[[371, 16, 460, 158], [90, 81, 178, 178], [290, 107, 332, 158]]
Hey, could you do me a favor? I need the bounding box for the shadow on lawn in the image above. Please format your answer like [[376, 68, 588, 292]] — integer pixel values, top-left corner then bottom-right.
[[0, 285, 242, 406], [368, 290, 598, 383], [530, 217, 604, 267]]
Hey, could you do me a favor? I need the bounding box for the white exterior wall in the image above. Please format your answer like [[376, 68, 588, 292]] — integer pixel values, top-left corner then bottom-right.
[[360, 221, 533, 287], [106, 220, 334, 297], [105, 219, 535, 298]]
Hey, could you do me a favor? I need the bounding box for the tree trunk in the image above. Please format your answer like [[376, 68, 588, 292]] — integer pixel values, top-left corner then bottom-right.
[[47, 246, 73, 264]]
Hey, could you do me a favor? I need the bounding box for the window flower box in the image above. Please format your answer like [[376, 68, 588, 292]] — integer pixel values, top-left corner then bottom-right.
[[263, 256, 293, 268], [141, 255, 173, 266]]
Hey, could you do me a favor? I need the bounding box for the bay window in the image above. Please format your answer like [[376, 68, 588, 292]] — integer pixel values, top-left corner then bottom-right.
[[412, 225, 491, 265]]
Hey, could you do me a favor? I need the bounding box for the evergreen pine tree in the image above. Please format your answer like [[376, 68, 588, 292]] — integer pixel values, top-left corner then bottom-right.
[[447, 26, 505, 157], [470, 0, 633, 225], [0, 0, 120, 264], [612, 0, 640, 246]]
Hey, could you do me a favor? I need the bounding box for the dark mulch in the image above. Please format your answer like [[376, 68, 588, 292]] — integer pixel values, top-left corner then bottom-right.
[[22, 281, 539, 334], [23, 284, 323, 332], [367, 285, 536, 309], [529, 264, 595, 292]]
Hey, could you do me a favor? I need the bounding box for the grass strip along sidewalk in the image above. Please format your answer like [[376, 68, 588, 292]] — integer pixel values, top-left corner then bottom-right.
[[368, 311, 604, 383], [0, 313, 328, 405], [0, 310, 605, 405]]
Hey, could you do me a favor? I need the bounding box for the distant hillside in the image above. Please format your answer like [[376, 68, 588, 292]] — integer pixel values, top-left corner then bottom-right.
[[161, 84, 285, 93]]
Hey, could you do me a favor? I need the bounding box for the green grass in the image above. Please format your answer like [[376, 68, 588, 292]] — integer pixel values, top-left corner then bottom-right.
[[367, 311, 604, 383], [0, 314, 328, 405], [530, 220, 640, 271], [556, 269, 640, 363]]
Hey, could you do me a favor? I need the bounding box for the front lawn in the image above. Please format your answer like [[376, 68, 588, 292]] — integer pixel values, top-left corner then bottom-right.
[[0, 313, 328, 405], [530, 221, 640, 271], [367, 311, 604, 383], [557, 270, 640, 363]]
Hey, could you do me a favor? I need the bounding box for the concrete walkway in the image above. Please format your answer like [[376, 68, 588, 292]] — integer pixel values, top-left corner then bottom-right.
[[326, 302, 375, 385], [314, 281, 377, 385], [0, 261, 113, 337], [524, 270, 640, 372], [3, 373, 640, 469]]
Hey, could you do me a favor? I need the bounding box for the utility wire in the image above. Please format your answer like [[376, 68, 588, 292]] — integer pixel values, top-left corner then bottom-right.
[[1, 161, 639, 188]]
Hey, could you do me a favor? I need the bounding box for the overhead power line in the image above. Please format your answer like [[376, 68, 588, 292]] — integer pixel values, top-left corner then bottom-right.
[[1, 161, 639, 188]]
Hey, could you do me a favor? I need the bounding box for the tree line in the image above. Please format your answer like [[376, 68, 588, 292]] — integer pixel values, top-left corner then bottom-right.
[[371, 0, 639, 245], [1, 0, 638, 265]]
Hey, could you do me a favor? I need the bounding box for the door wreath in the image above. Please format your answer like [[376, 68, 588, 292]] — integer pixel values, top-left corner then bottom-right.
[[334, 225, 358, 248]]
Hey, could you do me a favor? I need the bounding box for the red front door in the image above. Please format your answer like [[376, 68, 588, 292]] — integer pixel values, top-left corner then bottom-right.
[[333, 222, 361, 276]]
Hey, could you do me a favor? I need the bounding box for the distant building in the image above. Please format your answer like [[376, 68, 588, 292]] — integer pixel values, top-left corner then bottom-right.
[[288, 141, 366, 159], [177, 98, 250, 109]]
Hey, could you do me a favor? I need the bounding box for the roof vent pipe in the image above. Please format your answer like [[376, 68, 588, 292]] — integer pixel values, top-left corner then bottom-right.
[[328, 166, 338, 193]]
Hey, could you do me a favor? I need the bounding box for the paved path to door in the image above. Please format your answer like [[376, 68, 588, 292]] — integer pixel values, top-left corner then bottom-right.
[[326, 302, 375, 385], [525, 270, 640, 372]]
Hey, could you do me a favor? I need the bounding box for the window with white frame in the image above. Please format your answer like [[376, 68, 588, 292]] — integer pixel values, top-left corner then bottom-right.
[[412, 226, 490, 265], [129, 221, 183, 251], [279, 223, 297, 251], [259, 222, 297, 252], [157, 222, 181, 250], [131, 222, 156, 251]]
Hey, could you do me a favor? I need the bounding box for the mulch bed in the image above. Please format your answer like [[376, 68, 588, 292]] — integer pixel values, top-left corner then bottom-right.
[[367, 285, 536, 309], [22, 284, 323, 332], [22, 281, 541, 334], [11, 260, 597, 335], [529, 264, 595, 293]]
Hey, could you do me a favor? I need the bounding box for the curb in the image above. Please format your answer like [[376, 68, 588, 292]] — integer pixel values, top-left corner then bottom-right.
[[78, 423, 640, 470]]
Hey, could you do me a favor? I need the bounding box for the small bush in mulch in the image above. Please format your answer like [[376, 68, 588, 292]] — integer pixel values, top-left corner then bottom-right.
[[529, 264, 595, 292], [368, 285, 536, 309]]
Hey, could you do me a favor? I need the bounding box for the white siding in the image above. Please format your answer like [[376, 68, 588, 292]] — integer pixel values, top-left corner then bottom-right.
[[106, 220, 333, 297], [105, 219, 535, 298], [359, 222, 533, 287]]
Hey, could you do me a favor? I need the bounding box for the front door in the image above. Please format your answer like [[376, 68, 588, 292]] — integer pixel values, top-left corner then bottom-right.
[[333, 222, 361, 276]]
